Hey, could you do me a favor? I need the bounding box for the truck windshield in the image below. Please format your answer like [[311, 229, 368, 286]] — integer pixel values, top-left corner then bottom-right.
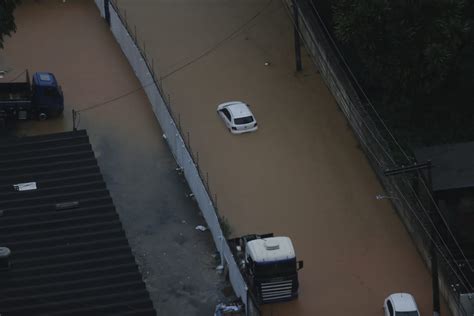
[[396, 312, 419, 316], [254, 259, 296, 278]]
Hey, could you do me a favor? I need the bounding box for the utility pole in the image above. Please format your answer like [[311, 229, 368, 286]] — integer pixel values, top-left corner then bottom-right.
[[292, 0, 302, 72], [384, 161, 440, 316]]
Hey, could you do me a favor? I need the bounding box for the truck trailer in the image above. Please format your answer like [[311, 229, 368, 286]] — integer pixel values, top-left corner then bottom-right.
[[0, 71, 64, 128], [228, 233, 303, 305]]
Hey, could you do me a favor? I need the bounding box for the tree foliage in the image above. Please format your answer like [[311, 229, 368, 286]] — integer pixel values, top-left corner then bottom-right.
[[0, 0, 21, 49], [332, 0, 472, 100]]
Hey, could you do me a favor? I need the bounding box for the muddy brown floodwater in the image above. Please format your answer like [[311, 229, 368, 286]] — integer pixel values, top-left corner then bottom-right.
[[114, 1, 453, 315]]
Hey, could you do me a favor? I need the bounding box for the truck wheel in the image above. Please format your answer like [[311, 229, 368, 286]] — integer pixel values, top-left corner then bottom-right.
[[38, 113, 48, 121]]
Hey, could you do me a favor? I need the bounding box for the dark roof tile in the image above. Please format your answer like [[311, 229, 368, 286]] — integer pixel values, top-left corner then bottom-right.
[[0, 130, 155, 315]]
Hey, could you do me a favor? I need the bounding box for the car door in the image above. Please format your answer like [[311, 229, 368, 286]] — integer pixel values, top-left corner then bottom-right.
[[219, 108, 232, 128]]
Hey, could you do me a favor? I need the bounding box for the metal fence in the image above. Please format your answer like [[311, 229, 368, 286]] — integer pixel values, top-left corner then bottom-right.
[[287, 0, 474, 315], [95, 1, 259, 315]]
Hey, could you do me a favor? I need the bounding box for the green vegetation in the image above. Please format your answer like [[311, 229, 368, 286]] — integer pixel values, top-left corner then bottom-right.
[[328, 0, 474, 146], [0, 0, 21, 49]]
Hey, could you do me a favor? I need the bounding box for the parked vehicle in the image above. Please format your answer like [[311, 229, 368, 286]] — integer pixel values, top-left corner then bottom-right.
[[0, 71, 64, 128], [228, 233, 303, 304], [383, 293, 420, 316], [217, 101, 258, 134]]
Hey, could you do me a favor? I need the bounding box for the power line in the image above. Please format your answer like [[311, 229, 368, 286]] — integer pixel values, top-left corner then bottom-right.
[[78, 0, 274, 113], [300, 0, 474, 298], [403, 176, 474, 291], [393, 182, 474, 296], [384, 161, 474, 307], [306, 0, 412, 162], [77, 81, 151, 113], [385, 160, 474, 288], [160, 0, 275, 81], [417, 174, 474, 273], [351, 122, 384, 168], [283, 5, 474, 293], [8, 69, 27, 82], [281, 1, 397, 168], [384, 161, 474, 305]]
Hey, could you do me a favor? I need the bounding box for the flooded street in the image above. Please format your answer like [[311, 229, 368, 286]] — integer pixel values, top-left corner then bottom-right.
[[114, 1, 451, 315]]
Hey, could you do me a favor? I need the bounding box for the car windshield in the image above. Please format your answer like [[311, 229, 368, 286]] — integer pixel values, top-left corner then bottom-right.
[[234, 116, 254, 125], [396, 312, 419, 316]]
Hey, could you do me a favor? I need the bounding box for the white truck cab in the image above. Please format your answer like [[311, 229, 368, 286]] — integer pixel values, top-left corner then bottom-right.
[[231, 234, 303, 304]]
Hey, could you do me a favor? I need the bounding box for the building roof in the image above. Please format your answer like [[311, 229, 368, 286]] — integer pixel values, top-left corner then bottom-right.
[[414, 142, 474, 192], [247, 236, 295, 263], [0, 130, 156, 315]]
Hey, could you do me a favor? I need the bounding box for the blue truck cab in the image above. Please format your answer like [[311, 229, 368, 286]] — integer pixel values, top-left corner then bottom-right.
[[32, 72, 64, 119], [0, 71, 64, 127]]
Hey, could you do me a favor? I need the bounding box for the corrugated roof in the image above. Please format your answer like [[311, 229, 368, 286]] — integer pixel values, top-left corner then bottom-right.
[[0, 130, 156, 316], [414, 142, 474, 192]]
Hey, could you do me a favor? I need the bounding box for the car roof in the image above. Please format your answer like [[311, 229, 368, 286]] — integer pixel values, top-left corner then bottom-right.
[[226, 102, 253, 119], [390, 293, 418, 311]]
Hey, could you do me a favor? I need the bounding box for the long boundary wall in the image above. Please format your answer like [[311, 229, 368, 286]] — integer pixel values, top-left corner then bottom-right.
[[94, 1, 257, 314]]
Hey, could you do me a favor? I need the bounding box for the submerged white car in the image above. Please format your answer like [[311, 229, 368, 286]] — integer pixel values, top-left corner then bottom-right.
[[217, 101, 258, 134], [384, 293, 420, 316]]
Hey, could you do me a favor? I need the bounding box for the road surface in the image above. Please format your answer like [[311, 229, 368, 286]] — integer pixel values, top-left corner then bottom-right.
[[114, 0, 451, 315]]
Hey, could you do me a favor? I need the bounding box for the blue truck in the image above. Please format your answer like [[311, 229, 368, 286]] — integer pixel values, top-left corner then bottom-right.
[[0, 71, 64, 128]]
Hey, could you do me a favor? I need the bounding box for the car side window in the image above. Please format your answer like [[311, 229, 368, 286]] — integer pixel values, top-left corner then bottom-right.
[[221, 108, 231, 121], [387, 300, 394, 316]]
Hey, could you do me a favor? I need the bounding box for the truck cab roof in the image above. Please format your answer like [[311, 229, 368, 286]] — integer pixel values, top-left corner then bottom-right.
[[32, 72, 58, 87], [247, 237, 295, 263]]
